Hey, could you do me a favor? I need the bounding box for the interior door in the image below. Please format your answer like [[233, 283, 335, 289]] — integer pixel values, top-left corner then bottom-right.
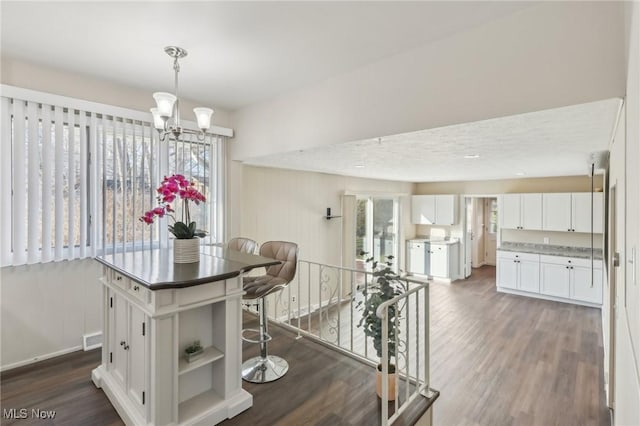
[[472, 198, 485, 267], [484, 198, 498, 266], [464, 198, 472, 278]]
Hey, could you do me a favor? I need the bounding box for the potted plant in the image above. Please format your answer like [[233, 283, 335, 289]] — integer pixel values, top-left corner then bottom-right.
[[357, 252, 408, 401], [139, 174, 207, 263], [184, 340, 204, 363]]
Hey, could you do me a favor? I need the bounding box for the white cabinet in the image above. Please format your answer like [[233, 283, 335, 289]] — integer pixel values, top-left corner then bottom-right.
[[411, 195, 458, 225], [428, 242, 459, 280], [496, 251, 540, 292], [540, 255, 602, 304], [107, 289, 148, 418], [542, 192, 603, 233], [572, 192, 604, 233], [407, 241, 427, 275], [500, 193, 542, 230]]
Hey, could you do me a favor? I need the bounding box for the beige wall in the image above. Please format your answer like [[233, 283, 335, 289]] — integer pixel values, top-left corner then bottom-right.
[[240, 165, 414, 267], [414, 175, 603, 195], [1, 56, 233, 128], [1, 259, 102, 370]]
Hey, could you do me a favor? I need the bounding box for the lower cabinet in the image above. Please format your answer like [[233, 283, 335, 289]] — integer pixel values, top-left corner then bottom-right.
[[108, 289, 148, 419], [497, 251, 602, 306], [540, 255, 603, 304], [496, 251, 540, 292]]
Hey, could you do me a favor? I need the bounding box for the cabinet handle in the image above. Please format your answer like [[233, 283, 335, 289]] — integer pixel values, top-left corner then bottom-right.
[[124, 345, 129, 350], [116, 276, 122, 281], [120, 341, 125, 346], [133, 285, 139, 291]]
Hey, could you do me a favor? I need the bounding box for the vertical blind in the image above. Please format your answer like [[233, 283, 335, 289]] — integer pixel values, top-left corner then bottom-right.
[[0, 91, 226, 267]]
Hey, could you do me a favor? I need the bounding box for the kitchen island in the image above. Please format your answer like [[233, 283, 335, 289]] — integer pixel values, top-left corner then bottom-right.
[[92, 247, 279, 426]]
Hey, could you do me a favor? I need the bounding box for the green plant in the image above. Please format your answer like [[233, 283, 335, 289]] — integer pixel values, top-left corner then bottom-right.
[[185, 341, 203, 354], [357, 252, 407, 372]]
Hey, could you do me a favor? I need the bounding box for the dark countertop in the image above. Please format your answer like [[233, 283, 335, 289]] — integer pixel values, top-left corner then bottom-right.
[[498, 242, 603, 260], [95, 246, 280, 290]]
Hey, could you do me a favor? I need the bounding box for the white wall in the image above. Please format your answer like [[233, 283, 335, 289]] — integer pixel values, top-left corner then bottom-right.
[[1, 259, 102, 370], [231, 2, 624, 162], [611, 3, 640, 424]]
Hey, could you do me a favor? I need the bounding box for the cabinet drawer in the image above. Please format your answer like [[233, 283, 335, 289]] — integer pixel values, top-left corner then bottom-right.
[[128, 281, 151, 304], [111, 271, 129, 289], [540, 255, 602, 269], [496, 251, 539, 262]]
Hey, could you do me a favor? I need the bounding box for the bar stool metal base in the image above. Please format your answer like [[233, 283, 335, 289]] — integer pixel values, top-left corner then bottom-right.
[[242, 355, 289, 383]]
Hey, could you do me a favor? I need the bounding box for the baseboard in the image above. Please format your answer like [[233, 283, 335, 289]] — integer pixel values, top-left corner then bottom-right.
[[1, 345, 83, 372]]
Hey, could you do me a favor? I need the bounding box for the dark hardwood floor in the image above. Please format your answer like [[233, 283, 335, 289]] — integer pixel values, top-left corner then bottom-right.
[[0, 349, 122, 426], [1, 265, 610, 426]]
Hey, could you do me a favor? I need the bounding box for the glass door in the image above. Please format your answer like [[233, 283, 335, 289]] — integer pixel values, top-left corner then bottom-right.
[[356, 196, 399, 268]]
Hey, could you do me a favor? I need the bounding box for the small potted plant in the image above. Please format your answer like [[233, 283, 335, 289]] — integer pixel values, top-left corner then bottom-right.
[[184, 341, 204, 363], [139, 174, 207, 263], [357, 252, 408, 400]]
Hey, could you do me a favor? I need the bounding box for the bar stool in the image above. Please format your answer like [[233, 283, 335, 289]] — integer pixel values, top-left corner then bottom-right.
[[227, 237, 257, 254], [241, 241, 298, 383]]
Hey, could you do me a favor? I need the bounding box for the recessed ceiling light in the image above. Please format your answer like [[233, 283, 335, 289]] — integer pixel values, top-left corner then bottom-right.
[[464, 154, 480, 159], [515, 172, 526, 176]]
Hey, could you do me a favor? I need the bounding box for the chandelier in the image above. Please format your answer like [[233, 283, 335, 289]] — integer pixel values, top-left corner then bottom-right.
[[150, 46, 213, 141]]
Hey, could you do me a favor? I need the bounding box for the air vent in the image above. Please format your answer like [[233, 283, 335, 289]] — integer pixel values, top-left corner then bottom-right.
[[83, 332, 103, 351]]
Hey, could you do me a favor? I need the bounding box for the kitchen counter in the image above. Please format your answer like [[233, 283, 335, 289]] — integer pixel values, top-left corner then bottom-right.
[[409, 237, 460, 245], [95, 246, 279, 290], [498, 241, 603, 260]]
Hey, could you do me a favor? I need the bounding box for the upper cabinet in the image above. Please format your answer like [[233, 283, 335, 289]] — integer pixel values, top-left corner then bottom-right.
[[411, 195, 458, 225], [542, 192, 603, 233], [500, 193, 542, 230]]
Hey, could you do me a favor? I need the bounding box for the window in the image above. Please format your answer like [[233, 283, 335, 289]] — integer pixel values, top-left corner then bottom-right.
[[0, 88, 227, 266]]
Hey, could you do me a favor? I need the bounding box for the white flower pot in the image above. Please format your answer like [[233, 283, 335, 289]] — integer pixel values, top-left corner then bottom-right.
[[174, 238, 200, 263]]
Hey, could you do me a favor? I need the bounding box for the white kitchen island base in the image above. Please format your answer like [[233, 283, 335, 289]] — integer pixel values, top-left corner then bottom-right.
[[93, 249, 279, 426]]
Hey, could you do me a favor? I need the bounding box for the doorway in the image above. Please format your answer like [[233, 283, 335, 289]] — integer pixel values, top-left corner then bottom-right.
[[463, 196, 498, 278], [355, 196, 399, 266]]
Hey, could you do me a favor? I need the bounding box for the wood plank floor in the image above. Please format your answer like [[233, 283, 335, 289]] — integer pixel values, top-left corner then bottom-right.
[[430, 266, 610, 426], [1, 265, 610, 425]]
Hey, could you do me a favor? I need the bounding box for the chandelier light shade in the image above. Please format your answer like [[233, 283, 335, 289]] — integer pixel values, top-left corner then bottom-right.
[[151, 46, 214, 141]]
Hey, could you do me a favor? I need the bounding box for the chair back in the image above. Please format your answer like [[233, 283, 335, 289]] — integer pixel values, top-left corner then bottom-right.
[[259, 241, 298, 283], [228, 237, 257, 254]]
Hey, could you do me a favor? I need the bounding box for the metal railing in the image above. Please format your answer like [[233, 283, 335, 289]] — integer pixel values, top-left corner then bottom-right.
[[250, 259, 431, 425]]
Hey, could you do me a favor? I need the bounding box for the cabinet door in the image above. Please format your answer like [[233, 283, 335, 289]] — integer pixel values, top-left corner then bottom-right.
[[111, 292, 128, 392], [572, 193, 604, 233], [411, 196, 436, 224], [540, 262, 570, 298], [570, 266, 603, 304], [501, 194, 522, 229], [543, 193, 572, 232], [128, 304, 147, 417], [497, 258, 518, 289], [518, 259, 540, 293], [407, 242, 426, 274], [430, 245, 448, 278], [435, 195, 456, 225], [521, 194, 543, 230]]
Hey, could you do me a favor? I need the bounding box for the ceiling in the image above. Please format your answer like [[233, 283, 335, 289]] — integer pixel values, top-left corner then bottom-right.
[[1, 2, 623, 183], [1, 1, 533, 111], [243, 98, 622, 182]]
